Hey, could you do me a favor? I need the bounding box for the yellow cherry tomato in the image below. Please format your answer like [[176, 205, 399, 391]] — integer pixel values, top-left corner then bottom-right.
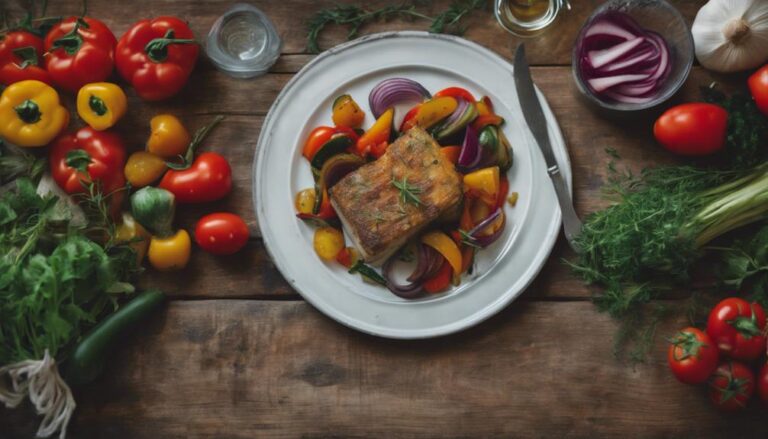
[[115, 212, 151, 265], [0, 79, 69, 147], [147, 114, 191, 158], [148, 229, 191, 271], [332, 94, 365, 128], [76, 82, 127, 131], [313, 227, 345, 261], [295, 188, 317, 214], [124, 151, 168, 188]]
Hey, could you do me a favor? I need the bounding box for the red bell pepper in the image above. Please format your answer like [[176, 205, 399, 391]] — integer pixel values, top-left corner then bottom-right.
[[49, 127, 127, 215], [423, 260, 452, 293], [472, 114, 504, 131], [44, 17, 117, 93], [400, 104, 421, 132], [495, 176, 510, 210], [0, 30, 52, 86], [116, 17, 199, 101], [434, 86, 476, 103]]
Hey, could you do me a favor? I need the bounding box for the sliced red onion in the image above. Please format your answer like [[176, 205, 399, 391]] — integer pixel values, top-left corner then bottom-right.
[[583, 19, 637, 42], [587, 74, 650, 93], [368, 78, 431, 119], [468, 208, 505, 248], [457, 124, 481, 170], [587, 37, 645, 69], [597, 48, 657, 74], [602, 91, 656, 104], [383, 253, 423, 299], [441, 98, 469, 128]]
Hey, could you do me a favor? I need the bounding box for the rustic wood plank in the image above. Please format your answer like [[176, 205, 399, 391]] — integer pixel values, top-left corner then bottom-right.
[[2, 300, 766, 439]]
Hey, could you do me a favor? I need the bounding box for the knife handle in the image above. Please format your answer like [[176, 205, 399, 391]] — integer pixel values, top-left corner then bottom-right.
[[547, 166, 582, 251]]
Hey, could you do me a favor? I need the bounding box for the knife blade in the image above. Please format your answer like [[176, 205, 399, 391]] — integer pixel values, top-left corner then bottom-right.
[[513, 44, 582, 250]]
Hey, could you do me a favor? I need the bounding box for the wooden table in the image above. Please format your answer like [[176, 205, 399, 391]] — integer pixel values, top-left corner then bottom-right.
[[2, 0, 767, 437]]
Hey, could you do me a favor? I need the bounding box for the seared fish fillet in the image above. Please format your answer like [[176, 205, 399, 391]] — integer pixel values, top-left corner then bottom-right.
[[330, 127, 463, 265]]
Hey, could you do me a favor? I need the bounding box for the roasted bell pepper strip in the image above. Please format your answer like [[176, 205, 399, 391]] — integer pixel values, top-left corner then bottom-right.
[[77, 82, 127, 131], [44, 17, 117, 93], [332, 94, 365, 128], [495, 175, 510, 211], [336, 246, 356, 268], [423, 259, 452, 293], [475, 96, 495, 117], [460, 245, 475, 274], [409, 96, 457, 131], [421, 231, 462, 281], [356, 107, 393, 158], [460, 197, 474, 231], [0, 80, 70, 147], [441, 146, 461, 164], [472, 114, 504, 131], [147, 114, 192, 158], [116, 17, 199, 101], [464, 166, 500, 206], [400, 104, 421, 132], [434, 86, 476, 103], [0, 30, 52, 86]]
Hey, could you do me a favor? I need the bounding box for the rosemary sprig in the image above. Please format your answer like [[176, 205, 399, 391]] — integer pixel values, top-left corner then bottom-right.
[[458, 229, 481, 249], [391, 175, 423, 207], [306, 0, 488, 53]]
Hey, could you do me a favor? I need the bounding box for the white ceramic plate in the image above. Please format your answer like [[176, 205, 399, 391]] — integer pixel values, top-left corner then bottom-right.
[[253, 31, 571, 339]]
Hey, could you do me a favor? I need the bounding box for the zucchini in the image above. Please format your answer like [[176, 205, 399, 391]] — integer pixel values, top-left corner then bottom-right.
[[310, 135, 354, 170], [435, 102, 478, 141]]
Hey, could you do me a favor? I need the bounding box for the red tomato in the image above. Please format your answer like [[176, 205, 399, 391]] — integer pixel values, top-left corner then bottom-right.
[[194, 213, 249, 255], [706, 297, 767, 361], [653, 103, 728, 156], [0, 30, 52, 86], [302, 126, 336, 160], [759, 363, 768, 404], [708, 360, 755, 411], [158, 152, 232, 203], [44, 17, 117, 93], [667, 327, 720, 384], [749, 64, 768, 117], [434, 86, 476, 103]]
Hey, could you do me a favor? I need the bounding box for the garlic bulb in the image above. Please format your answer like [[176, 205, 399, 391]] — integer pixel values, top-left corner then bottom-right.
[[692, 0, 768, 73]]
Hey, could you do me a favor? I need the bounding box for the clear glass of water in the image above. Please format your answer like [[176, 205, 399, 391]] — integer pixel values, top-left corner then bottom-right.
[[206, 3, 282, 78], [495, 0, 571, 37]]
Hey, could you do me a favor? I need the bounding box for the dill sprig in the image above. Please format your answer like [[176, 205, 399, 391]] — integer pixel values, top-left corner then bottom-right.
[[306, 0, 489, 53], [391, 175, 423, 206]]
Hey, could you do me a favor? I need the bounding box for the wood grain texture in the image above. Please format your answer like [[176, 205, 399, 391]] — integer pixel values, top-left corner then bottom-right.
[[3, 300, 767, 439]]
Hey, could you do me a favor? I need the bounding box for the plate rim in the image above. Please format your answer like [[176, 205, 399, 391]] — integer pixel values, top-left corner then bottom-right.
[[253, 30, 571, 339]]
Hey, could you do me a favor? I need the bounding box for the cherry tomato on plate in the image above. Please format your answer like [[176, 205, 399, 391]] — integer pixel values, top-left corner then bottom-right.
[[748, 64, 768, 117], [708, 360, 755, 411], [194, 212, 249, 255], [706, 297, 766, 361], [653, 103, 728, 156], [667, 327, 719, 384]]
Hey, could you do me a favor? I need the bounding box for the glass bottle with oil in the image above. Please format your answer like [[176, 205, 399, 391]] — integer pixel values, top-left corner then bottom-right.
[[495, 0, 571, 37]]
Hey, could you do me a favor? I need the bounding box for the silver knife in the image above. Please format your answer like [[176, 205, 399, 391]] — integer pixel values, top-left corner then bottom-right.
[[513, 44, 582, 251]]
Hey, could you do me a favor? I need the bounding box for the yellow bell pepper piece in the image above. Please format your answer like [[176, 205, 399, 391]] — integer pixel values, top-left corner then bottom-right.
[[0, 79, 69, 147], [332, 94, 365, 128], [148, 229, 191, 271], [76, 82, 127, 131], [421, 231, 462, 282], [115, 212, 151, 265], [414, 96, 457, 129], [147, 114, 191, 158], [463, 166, 500, 205], [124, 151, 168, 188]]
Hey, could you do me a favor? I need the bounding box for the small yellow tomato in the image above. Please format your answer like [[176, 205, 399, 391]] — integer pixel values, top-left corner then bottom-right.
[[148, 229, 192, 271], [331, 94, 365, 128], [147, 114, 191, 158], [313, 227, 345, 261], [115, 212, 151, 265], [125, 151, 167, 188], [295, 188, 316, 214], [76, 82, 128, 131]]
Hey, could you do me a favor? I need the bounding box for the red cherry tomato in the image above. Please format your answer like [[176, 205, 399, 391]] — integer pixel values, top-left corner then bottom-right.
[[158, 152, 232, 203], [194, 213, 249, 255], [667, 327, 719, 385], [44, 17, 116, 93], [759, 362, 768, 404], [706, 297, 767, 361], [653, 103, 728, 156], [708, 360, 755, 411], [748, 64, 768, 117]]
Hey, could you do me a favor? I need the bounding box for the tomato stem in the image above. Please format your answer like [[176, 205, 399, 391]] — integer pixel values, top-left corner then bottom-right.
[[667, 331, 705, 362], [49, 18, 88, 55], [144, 29, 197, 63], [166, 115, 224, 171], [729, 308, 763, 339]]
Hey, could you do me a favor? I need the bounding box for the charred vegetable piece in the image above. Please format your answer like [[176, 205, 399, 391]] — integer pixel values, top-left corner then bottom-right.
[[435, 99, 478, 140], [310, 135, 355, 170], [356, 108, 394, 158], [332, 94, 365, 128]]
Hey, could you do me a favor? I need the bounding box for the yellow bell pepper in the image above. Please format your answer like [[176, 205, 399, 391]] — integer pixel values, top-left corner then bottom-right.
[[147, 114, 191, 158], [356, 108, 393, 158], [332, 94, 365, 128], [148, 229, 191, 271], [115, 212, 151, 265], [0, 79, 69, 147], [463, 166, 500, 206], [124, 151, 168, 188], [421, 231, 462, 282], [412, 96, 457, 130], [76, 82, 127, 131]]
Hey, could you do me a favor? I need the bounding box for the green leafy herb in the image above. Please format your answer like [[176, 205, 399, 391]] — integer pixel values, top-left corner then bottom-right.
[[306, 0, 488, 53], [349, 259, 387, 286], [459, 228, 481, 249], [716, 223, 768, 307], [702, 86, 768, 170], [391, 175, 423, 207], [0, 140, 46, 185]]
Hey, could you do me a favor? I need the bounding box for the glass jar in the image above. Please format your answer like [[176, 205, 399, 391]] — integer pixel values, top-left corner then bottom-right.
[[205, 3, 282, 78], [494, 0, 571, 37]]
